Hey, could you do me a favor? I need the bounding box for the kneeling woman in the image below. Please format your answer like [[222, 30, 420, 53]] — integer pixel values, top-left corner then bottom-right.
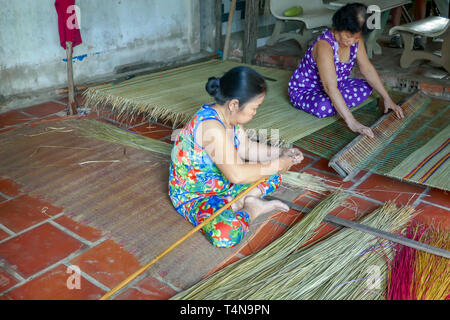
[[169, 66, 303, 248], [288, 3, 404, 137]]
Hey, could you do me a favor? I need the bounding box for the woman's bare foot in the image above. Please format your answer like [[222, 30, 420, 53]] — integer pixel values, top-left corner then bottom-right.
[[243, 196, 289, 221], [229, 187, 263, 212]]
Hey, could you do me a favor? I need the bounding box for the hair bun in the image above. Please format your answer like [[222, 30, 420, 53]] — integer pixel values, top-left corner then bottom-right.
[[205, 77, 221, 98]]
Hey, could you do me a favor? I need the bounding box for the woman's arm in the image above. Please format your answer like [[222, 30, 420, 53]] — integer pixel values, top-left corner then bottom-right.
[[198, 120, 293, 185], [236, 126, 304, 164], [356, 39, 404, 119], [314, 40, 374, 137], [235, 126, 280, 162]]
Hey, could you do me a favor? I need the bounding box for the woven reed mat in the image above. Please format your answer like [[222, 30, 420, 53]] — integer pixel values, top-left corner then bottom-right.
[[295, 92, 450, 190], [0, 119, 303, 289], [84, 59, 377, 145]]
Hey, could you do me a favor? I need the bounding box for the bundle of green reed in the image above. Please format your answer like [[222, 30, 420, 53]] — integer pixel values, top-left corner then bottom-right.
[[281, 171, 339, 194], [173, 200, 416, 300], [67, 119, 172, 156], [171, 191, 348, 300]]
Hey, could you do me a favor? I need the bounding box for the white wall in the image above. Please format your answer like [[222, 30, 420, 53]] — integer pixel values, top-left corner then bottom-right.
[[0, 0, 201, 99]]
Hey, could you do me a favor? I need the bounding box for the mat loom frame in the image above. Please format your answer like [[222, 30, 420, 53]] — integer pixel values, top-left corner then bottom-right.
[[329, 91, 431, 181]]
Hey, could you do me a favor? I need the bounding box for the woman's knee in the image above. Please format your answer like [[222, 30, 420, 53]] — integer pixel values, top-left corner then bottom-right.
[[202, 210, 250, 248]]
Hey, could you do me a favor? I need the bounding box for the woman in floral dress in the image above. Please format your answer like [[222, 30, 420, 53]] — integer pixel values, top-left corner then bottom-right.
[[169, 66, 303, 248]]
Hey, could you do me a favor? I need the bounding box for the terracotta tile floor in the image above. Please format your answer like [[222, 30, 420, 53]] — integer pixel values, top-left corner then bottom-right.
[[0, 100, 448, 300]]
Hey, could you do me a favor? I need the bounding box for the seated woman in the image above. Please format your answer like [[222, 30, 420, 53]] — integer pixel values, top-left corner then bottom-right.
[[169, 66, 303, 248], [288, 3, 404, 137]]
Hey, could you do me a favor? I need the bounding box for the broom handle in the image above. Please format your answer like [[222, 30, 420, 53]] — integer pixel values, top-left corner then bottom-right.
[[100, 176, 268, 300]]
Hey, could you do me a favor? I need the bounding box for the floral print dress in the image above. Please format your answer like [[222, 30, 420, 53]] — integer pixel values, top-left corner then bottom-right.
[[169, 105, 281, 248]]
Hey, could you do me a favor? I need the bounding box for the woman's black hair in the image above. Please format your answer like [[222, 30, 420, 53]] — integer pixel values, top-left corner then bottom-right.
[[205, 66, 267, 108], [332, 2, 372, 35]]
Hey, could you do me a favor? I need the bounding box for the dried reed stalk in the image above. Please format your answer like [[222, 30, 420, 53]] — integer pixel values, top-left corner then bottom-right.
[[281, 171, 340, 194], [66, 119, 172, 156]]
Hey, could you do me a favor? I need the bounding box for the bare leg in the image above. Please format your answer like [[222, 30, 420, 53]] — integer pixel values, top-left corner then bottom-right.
[[243, 196, 289, 221]]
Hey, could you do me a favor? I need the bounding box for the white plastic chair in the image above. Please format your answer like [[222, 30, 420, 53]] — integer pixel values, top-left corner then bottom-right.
[[266, 0, 335, 50]]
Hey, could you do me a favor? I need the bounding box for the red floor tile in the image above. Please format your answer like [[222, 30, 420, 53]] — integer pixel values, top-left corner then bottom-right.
[[0, 111, 35, 129], [22, 102, 67, 118], [0, 178, 22, 197], [129, 122, 172, 140], [270, 209, 305, 227], [6, 265, 104, 300], [54, 215, 103, 243], [311, 158, 338, 174], [116, 276, 177, 300], [58, 93, 86, 107], [204, 254, 243, 278], [0, 127, 19, 135], [0, 228, 10, 241], [289, 156, 315, 172], [238, 221, 288, 256], [98, 109, 146, 127], [69, 239, 141, 288], [303, 168, 354, 190], [0, 268, 19, 293], [351, 170, 369, 183], [340, 196, 381, 217], [0, 195, 63, 233], [414, 202, 450, 231], [423, 188, 449, 208], [0, 223, 84, 278], [356, 173, 425, 206]]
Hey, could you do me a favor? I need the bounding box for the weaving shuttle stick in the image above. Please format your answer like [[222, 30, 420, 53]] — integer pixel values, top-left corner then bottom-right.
[[329, 91, 431, 181], [100, 176, 268, 300], [265, 195, 450, 259]]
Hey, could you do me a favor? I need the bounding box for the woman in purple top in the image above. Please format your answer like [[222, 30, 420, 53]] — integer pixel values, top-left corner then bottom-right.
[[288, 3, 404, 138]]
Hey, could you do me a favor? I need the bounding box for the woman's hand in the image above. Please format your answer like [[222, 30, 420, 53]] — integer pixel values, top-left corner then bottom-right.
[[281, 147, 304, 165], [278, 156, 295, 173], [346, 119, 374, 138], [383, 99, 404, 119]]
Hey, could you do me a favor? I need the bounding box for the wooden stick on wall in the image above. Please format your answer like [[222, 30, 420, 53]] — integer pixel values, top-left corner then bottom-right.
[[244, 0, 259, 64], [66, 41, 78, 115], [223, 0, 237, 60]]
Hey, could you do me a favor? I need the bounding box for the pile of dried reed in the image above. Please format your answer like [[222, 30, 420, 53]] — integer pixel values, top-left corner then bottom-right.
[[172, 198, 416, 300]]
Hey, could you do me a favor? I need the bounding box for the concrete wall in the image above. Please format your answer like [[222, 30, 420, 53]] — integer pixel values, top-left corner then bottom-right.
[[0, 0, 201, 100]]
